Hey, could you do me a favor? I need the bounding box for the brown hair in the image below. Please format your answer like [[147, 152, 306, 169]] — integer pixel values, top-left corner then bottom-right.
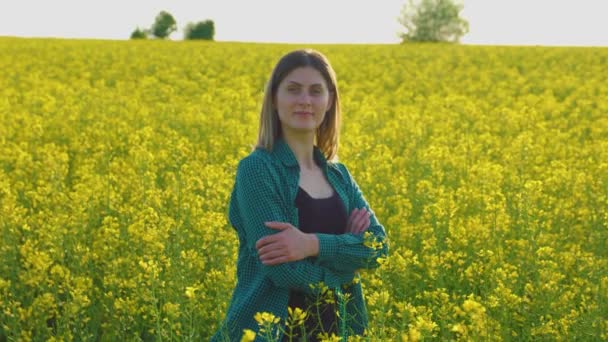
[[255, 49, 341, 162]]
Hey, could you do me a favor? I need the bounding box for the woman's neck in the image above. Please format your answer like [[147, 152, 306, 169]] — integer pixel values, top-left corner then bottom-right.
[[282, 132, 316, 171]]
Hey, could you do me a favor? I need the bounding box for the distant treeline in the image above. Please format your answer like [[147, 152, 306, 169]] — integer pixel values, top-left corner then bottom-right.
[[130, 1, 469, 43], [131, 11, 214, 41]]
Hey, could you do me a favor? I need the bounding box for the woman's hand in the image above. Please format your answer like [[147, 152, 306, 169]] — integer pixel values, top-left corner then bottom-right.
[[256, 222, 318, 266], [347, 207, 371, 235]]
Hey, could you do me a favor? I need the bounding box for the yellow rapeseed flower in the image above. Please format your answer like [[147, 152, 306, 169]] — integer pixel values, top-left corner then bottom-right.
[[254, 311, 280, 325], [317, 332, 341, 342], [287, 306, 307, 326], [185, 286, 197, 300], [240, 329, 256, 342]]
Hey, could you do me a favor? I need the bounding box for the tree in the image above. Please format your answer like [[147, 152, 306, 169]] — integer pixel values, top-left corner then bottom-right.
[[398, 0, 469, 43], [184, 20, 215, 40], [130, 27, 148, 40], [151, 11, 177, 39]]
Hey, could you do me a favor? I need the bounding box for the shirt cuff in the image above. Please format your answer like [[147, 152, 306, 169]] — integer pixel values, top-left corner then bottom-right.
[[314, 233, 339, 264]]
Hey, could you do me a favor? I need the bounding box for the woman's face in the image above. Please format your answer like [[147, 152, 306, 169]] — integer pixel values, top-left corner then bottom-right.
[[274, 66, 333, 135]]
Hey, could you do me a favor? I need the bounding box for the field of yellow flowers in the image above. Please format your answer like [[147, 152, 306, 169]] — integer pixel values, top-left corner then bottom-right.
[[0, 37, 607, 341]]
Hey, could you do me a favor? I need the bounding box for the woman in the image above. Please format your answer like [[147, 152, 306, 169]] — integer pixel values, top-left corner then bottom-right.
[[211, 49, 389, 342]]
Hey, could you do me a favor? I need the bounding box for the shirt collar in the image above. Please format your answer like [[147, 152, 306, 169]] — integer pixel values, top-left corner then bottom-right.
[[273, 137, 328, 169]]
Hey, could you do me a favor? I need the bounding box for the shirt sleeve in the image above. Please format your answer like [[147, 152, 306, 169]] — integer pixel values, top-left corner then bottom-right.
[[234, 155, 354, 295], [313, 163, 390, 273]]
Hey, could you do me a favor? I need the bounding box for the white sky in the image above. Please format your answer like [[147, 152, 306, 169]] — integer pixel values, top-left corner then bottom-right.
[[1, 0, 607, 46]]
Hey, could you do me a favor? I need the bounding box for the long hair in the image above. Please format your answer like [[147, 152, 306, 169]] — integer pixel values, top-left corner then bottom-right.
[[255, 49, 341, 162]]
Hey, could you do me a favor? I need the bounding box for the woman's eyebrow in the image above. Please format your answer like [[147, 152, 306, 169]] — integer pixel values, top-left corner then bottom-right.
[[286, 80, 324, 87]]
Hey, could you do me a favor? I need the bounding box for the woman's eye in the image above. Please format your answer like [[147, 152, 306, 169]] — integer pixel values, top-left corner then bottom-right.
[[287, 87, 299, 93], [311, 88, 322, 95]]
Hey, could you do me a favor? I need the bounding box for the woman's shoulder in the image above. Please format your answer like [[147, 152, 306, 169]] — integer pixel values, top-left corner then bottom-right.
[[240, 147, 268, 162], [327, 160, 354, 185], [235, 147, 279, 178]]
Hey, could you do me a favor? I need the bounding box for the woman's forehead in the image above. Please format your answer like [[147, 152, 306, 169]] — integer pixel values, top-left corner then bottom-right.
[[282, 67, 327, 86]]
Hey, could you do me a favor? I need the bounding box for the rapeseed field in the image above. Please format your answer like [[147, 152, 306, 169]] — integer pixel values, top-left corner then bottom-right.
[[0, 37, 606, 340]]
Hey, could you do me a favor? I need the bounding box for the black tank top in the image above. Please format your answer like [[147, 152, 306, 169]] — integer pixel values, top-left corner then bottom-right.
[[284, 185, 348, 341]]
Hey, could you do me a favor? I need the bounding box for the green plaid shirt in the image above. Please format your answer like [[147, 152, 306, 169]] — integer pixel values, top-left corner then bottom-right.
[[211, 137, 389, 341]]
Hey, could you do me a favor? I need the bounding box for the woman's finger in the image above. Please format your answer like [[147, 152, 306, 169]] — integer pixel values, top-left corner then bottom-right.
[[257, 223, 291, 249], [353, 208, 367, 228], [355, 210, 370, 234], [259, 248, 285, 262], [355, 218, 363, 234], [356, 217, 366, 234], [256, 232, 282, 249], [264, 221, 290, 230], [362, 214, 371, 231], [347, 208, 364, 233], [257, 242, 281, 256], [261, 255, 288, 266], [357, 216, 370, 234]]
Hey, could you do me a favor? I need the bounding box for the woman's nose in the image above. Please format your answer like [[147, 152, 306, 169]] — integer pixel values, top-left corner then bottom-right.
[[296, 92, 312, 105]]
